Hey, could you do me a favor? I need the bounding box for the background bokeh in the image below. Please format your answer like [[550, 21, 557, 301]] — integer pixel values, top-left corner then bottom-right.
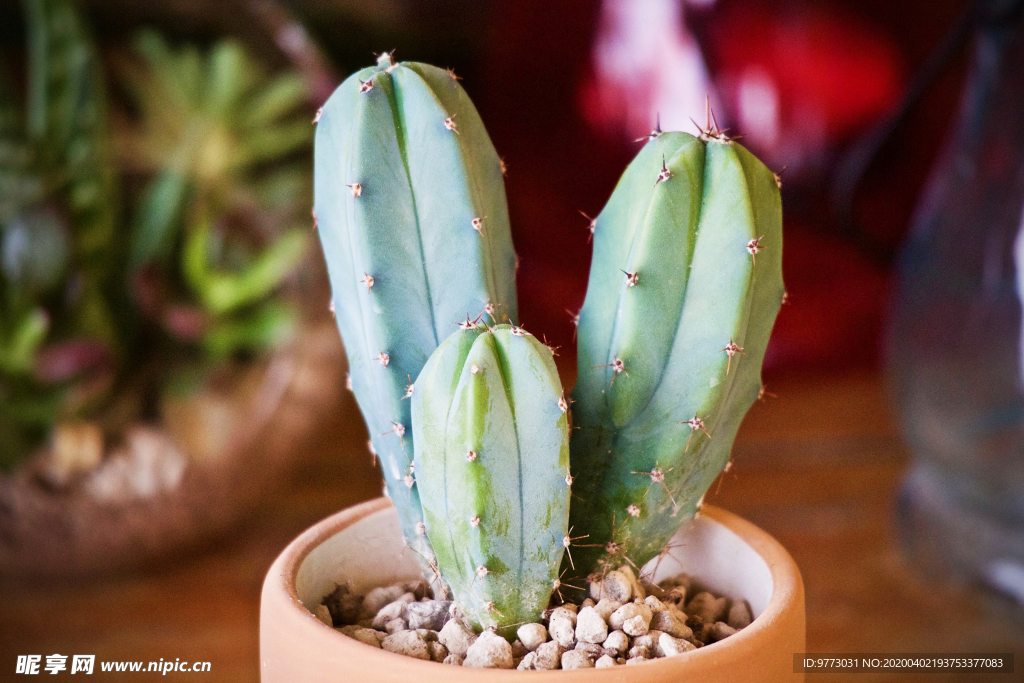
[[1, 0, 1022, 680]]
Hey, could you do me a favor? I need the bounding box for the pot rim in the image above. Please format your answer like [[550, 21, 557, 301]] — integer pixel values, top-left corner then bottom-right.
[[262, 497, 804, 678]]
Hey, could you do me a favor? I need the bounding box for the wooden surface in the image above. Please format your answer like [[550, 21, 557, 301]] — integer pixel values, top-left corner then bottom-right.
[[1, 370, 1022, 681]]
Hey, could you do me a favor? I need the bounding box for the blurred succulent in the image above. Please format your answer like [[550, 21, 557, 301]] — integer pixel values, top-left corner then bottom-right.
[[1, 6, 314, 470], [119, 31, 311, 363], [1, 0, 119, 469]]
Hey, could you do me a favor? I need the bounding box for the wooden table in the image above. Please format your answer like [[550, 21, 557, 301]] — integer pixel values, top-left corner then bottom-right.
[[2, 370, 1021, 681]]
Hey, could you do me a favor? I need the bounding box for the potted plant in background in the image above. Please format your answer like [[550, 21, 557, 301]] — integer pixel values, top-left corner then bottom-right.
[[0, 0, 343, 579], [261, 53, 804, 680]]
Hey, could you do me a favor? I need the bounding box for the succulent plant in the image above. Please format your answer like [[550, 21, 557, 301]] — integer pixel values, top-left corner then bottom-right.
[[313, 53, 518, 579], [315, 57, 784, 630], [412, 324, 569, 634], [566, 125, 785, 579]]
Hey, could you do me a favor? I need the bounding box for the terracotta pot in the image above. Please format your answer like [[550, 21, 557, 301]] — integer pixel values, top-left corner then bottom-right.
[[261, 497, 806, 682], [0, 323, 344, 581]]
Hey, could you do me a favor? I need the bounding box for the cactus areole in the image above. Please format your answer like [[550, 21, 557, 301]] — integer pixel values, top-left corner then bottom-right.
[[315, 55, 783, 632]]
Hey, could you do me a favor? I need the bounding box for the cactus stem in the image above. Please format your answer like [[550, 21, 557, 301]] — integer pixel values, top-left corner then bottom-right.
[[367, 440, 377, 465], [500, 157, 508, 176], [402, 377, 414, 399], [627, 503, 641, 518], [483, 301, 497, 318], [722, 341, 744, 374], [565, 468, 574, 486], [579, 210, 597, 242], [466, 449, 478, 462], [469, 363, 482, 375], [597, 358, 627, 385], [358, 78, 374, 94], [483, 601, 504, 617], [446, 67, 462, 80], [313, 108, 323, 124], [656, 156, 672, 185], [403, 468, 415, 489], [416, 521, 427, 536], [469, 515, 481, 527], [346, 373, 353, 391], [510, 325, 525, 337], [359, 273, 374, 289], [347, 182, 363, 197], [558, 395, 569, 413], [746, 236, 764, 264], [682, 415, 710, 451], [375, 351, 391, 367], [444, 115, 459, 134], [782, 290, 790, 305], [758, 384, 777, 402], [471, 216, 485, 233], [621, 270, 639, 288]]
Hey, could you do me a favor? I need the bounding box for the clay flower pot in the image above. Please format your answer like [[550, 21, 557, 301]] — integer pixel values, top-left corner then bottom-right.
[[261, 497, 806, 682]]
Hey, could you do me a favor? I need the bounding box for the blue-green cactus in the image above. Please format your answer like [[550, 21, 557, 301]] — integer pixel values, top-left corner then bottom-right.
[[567, 125, 785, 579], [313, 53, 518, 585], [412, 324, 569, 634]]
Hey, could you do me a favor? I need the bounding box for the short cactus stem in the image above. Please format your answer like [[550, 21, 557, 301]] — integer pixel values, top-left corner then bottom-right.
[[413, 325, 570, 634]]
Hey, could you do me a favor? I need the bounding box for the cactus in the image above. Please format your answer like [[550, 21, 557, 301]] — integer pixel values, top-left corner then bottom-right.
[[313, 53, 518, 584], [412, 324, 569, 634], [566, 125, 785, 579]]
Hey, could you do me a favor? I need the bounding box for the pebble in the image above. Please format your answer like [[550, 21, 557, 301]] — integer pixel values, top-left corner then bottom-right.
[[404, 600, 450, 631], [384, 618, 407, 634], [517, 623, 547, 651], [517, 652, 537, 670], [371, 595, 415, 629], [581, 598, 595, 609], [561, 650, 595, 669], [602, 630, 629, 655], [438, 620, 477, 656], [511, 640, 528, 658], [644, 595, 665, 612], [323, 584, 362, 625], [593, 598, 622, 622], [687, 592, 727, 623], [592, 570, 633, 602], [618, 566, 646, 600], [464, 630, 514, 669], [609, 602, 652, 636], [533, 641, 564, 670], [650, 609, 693, 639], [382, 631, 430, 660], [626, 654, 651, 665], [728, 600, 753, 629], [659, 632, 697, 657], [313, 604, 333, 626], [361, 585, 406, 617], [627, 644, 652, 660], [443, 653, 464, 666], [575, 606, 608, 644], [428, 641, 449, 662], [574, 641, 605, 659], [710, 621, 738, 642], [595, 654, 617, 668], [337, 625, 383, 648], [548, 608, 577, 648]]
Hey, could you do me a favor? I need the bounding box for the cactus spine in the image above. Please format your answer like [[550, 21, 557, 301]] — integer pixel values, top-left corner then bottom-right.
[[413, 324, 569, 634], [313, 53, 517, 584], [567, 128, 785, 579]]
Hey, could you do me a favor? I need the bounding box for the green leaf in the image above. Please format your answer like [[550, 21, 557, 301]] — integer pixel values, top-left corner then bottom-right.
[[242, 73, 307, 128], [129, 169, 189, 268], [0, 308, 49, 374], [192, 228, 308, 315], [202, 301, 295, 359]]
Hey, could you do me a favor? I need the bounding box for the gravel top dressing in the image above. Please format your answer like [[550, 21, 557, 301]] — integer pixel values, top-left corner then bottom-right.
[[317, 565, 752, 670]]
